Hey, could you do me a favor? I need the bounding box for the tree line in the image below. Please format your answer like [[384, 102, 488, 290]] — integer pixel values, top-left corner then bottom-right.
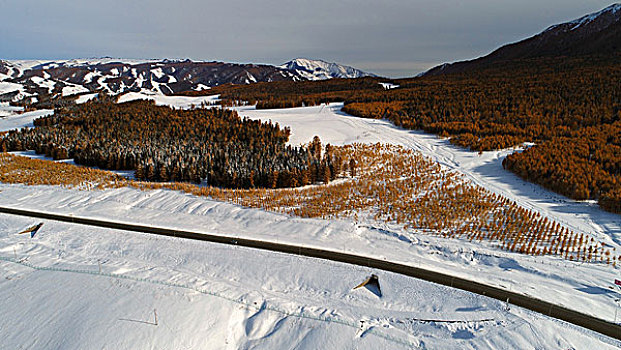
[[182, 77, 388, 109], [0, 100, 350, 189]]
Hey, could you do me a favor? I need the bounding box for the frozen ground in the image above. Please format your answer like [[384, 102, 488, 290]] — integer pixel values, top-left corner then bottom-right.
[[0, 96, 620, 347], [1, 213, 618, 349]]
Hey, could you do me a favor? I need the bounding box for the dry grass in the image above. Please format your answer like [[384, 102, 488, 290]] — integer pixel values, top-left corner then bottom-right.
[[1, 146, 617, 265], [0, 153, 126, 189]]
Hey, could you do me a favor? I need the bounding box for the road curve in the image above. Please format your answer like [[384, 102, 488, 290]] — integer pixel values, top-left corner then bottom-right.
[[0, 205, 619, 340]]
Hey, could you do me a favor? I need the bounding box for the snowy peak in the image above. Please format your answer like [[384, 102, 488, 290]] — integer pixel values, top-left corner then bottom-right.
[[280, 58, 376, 80], [423, 3, 621, 76]]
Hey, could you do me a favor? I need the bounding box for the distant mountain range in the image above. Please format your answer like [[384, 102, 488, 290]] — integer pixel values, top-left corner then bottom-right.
[[0, 58, 376, 102], [423, 3, 621, 76]]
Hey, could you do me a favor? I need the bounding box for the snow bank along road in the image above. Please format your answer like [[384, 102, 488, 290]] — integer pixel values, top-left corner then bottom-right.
[[6, 211, 616, 349], [1, 205, 619, 340]]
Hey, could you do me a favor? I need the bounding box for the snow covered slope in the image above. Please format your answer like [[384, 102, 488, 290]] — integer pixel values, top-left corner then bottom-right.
[[0, 106, 53, 131], [235, 103, 620, 249], [1, 204, 620, 349], [0, 59, 300, 99], [280, 58, 376, 80], [116, 92, 220, 109], [546, 3, 621, 33]]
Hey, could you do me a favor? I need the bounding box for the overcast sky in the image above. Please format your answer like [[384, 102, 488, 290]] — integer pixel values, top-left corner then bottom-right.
[[0, 0, 615, 77]]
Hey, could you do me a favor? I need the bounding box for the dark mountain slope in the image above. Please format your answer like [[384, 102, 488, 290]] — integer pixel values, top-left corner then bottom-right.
[[424, 4, 621, 76]]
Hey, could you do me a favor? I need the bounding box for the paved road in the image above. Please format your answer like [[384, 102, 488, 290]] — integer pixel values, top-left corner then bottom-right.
[[0, 205, 619, 340]]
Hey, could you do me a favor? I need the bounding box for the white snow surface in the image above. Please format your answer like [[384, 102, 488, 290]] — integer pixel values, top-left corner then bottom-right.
[[0, 81, 24, 95], [1, 212, 617, 349], [29, 76, 56, 92], [0, 109, 53, 131], [61, 84, 90, 97], [380, 82, 399, 90], [74, 93, 98, 104], [0, 103, 24, 118], [82, 71, 99, 84], [1, 100, 621, 348], [194, 83, 211, 91], [151, 67, 164, 79]]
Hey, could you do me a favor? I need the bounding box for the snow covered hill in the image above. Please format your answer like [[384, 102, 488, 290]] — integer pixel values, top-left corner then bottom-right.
[[280, 58, 376, 80], [0, 59, 297, 99], [544, 3, 620, 34], [0, 57, 375, 103]]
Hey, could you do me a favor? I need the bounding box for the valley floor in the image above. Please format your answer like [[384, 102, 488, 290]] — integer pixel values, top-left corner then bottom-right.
[[235, 103, 621, 251]]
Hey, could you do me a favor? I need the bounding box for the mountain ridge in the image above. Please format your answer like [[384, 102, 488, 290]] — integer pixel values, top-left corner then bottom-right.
[[423, 3, 621, 76], [0, 58, 376, 103]]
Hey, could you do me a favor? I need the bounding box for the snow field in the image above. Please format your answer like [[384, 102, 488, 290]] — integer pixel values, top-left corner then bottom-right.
[[1, 213, 618, 349], [117, 92, 220, 109], [1, 99, 619, 322], [0, 183, 620, 328]]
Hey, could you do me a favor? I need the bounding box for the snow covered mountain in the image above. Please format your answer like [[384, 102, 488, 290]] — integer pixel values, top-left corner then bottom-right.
[[0, 57, 375, 103], [0, 59, 298, 100], [423, 3, 621, 76], [280, 58, 376, 80]]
